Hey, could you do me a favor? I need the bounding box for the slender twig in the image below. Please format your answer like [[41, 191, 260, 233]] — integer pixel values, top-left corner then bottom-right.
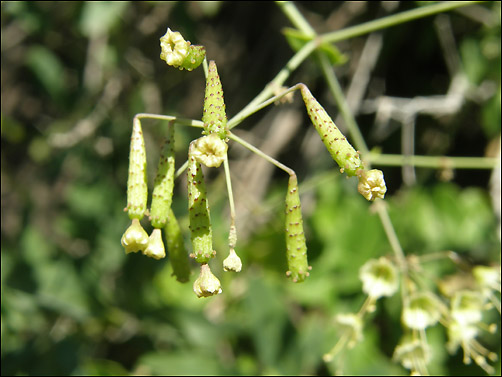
[[367, 154, 500, 170], [227, 41, 318, 130], [135, 113, 204, 128], [228, 131, 295, 177], [320, 2, 480, 44], [223, 156, 236, 221]]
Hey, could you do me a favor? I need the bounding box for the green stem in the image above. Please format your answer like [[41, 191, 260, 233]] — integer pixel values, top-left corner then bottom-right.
[[277, 1, 408, 272], [174, 160, 188, 179], [317, 53, 369, 156], [321, 2, 480, 44], [227, 41, 318, 130], [228, 131, 295, 177], [135, 113, 204, 128], [276, 1, 316, 36], [367, 154, 500, 170], [229, 2, 478, 132], [223, 156, 236, 221]]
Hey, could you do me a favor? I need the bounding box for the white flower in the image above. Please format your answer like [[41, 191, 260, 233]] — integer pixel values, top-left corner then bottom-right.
[[473, 265, 501, 292], [160, 28, 189, 67], [193, 263, 222, 298], [223, 248, 242, 272], [402, 292, 443, 330], [450, 290, 484, 325], [143, 228, 166, 260], [446, 320, 497, 374], [393, 335, 432, 375], [359, 257, 399, 299], [335, 313, 364, 348], [121, 218, 149, 254], [192, 134, 228, 168]]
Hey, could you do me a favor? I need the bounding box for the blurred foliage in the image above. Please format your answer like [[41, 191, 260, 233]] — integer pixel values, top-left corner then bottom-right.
[[1, 2, 500, 376]]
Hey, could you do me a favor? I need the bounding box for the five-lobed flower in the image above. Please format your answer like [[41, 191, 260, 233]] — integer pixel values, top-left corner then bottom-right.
[[359, 257, 399, 299]]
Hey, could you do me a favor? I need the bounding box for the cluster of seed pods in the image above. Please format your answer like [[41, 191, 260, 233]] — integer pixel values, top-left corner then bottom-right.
[[121, 29, 387, 298]]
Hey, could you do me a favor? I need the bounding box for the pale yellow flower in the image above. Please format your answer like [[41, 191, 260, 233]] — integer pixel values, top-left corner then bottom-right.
[[192, 134, 228, 168], [357, 169, 387, 201], [121, 218, 149, 254], [223, 248, 242, 272], [193, 263, 222, 298], [143, 228, 166, 260], [359, 257, 398, 299], [160, 28, 189, 67]]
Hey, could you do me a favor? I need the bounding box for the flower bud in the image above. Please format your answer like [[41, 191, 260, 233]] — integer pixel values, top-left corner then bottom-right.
[[357, 169, 387, 201], [143, 228, 166, 260], [193, 263, 222, 298], [121, 218, 149, 254]]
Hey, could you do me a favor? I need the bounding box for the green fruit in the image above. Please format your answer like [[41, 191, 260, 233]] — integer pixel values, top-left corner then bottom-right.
[[165, 207, 191, 283], [187, 141, 215, 263], [150, 123, 175, 228], [300, 85, 363, 176], [126, 118, 148, 219], [285, 173, 310, 282], [202, 60, 228, 139]]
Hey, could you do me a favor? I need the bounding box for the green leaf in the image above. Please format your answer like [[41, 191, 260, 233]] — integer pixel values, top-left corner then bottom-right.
[[25, 45, 65, 99], [282, 27, 347, 65]]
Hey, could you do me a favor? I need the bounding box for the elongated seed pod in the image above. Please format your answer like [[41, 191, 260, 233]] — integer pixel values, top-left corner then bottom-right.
[[187, 141, 215, 263], [285, 173, 310, 282], [300, 85, 363, 176], [127, 117, 148, 219], [202, 60, 228, 139], [165, 207, 191, 283], [150, 123, 175, 228]]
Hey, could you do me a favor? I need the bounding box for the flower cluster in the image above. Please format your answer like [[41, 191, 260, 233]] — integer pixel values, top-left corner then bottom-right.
[[324, 254, 500, 375]]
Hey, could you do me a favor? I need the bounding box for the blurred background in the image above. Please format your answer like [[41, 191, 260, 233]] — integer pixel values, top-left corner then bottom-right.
[[1, 2, 500, 375]]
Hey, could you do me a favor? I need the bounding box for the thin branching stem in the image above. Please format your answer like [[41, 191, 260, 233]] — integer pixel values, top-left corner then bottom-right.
[[228, 131, 296, 177]]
